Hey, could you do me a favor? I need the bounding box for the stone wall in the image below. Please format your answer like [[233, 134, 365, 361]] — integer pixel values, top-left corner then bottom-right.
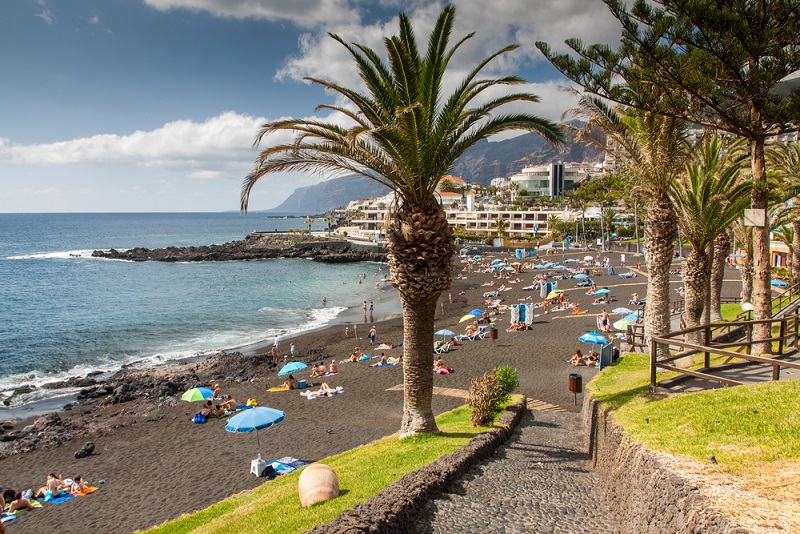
[[582, 396, 749, 533], [309, 400, 526, 533]]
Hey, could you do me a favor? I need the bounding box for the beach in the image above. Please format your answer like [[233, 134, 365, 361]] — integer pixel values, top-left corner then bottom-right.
[[0, 250, 692, 533]]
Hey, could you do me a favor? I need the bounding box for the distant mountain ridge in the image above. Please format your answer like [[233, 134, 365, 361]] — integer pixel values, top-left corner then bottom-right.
[[268, 127, 605, 213]]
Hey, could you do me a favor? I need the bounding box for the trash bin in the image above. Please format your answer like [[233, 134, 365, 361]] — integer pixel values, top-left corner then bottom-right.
[[568, 373, 582, 393], [489, 328, 498, 340]]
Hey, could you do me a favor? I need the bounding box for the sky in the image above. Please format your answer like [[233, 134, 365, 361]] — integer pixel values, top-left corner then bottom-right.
[[0, 0, 624, 213]]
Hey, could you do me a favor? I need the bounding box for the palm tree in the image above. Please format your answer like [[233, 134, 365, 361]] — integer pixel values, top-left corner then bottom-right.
[[567, 95, 689, 359], [495, 218, 509, 238], [670, 135, 750, 342], [709, 230, 732, 322], [305, 217, 315, 233], [240, 6, 562, 437], [324, 215, 336, 236], [767, 142, 800, 281]]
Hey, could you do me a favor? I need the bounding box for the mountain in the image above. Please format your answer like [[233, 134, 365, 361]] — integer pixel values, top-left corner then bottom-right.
[[267, 175, 391, 214], [268, 126, 605, 213]]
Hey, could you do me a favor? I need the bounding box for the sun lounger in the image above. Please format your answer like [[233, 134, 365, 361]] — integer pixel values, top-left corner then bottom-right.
[[300, 386, 344, 399]]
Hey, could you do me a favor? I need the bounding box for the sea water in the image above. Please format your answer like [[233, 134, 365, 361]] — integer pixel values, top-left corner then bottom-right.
[[0, 213, 393, 411]]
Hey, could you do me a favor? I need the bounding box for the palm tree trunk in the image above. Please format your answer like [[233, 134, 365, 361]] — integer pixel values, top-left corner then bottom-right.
[[682, 248, 710, 345], [642, 196, 676, 360], [701, 242, 713, 325], [710, 232, 731, 322], [793, 220, 800, 282], [741, 254, 754, 305], [385, 198, 454, 438]]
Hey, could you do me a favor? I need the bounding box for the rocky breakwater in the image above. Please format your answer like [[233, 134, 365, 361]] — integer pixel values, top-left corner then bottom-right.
[[91, 233, 388, 263], [0, 350, 276, 460]]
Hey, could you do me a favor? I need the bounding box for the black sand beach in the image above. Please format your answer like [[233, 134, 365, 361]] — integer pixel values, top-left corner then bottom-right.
[[0, 249, 710, 533]]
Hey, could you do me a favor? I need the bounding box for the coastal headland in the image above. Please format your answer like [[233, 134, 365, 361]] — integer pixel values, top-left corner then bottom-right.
[[0, 250, 690, 533], [91, 233, 388, 263]]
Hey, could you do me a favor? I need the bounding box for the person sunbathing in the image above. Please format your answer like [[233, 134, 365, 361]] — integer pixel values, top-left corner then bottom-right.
[[282, 374, 298, 390], [370, 355, 389, 367], [568, 349, 586, 366], [593, 296, 608, 304], [571, 303, 583, 314], [199, 399, 216, 417], [586, 283, 597, 295], [34, 473, 65, 499], [310, 362, 327, 377], [329, 359, 338, 374], [433, 358, 445, 371], [314, 383, 336, 395], [213, 383, 223, 398], [7, 491, 33, 512], [67, 475, 86, 495]]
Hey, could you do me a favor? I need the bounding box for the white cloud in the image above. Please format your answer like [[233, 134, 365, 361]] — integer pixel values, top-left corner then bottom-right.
[[143, 0, 359, 28], [0, 112, 270, 166], [276, 1, 620, 87], [89, 15, 101, 24], [35, 8, 55, 25]]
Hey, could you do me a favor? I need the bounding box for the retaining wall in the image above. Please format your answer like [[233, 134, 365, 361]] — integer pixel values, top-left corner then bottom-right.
[[583, 396, 749, 533]]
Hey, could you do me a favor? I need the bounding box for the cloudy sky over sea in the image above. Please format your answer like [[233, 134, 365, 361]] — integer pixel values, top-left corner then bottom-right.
[[0, 1, 622, 213]]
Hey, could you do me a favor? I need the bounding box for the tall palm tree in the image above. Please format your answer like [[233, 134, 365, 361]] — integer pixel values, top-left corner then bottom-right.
[[709, 231, 732, 322], [305, 217, 315, 233], [567, 95, 688, 359], [766, 142, 800, 281], [324, 215, 336, 236], [670, 135, 750, 342], [240, 5, 562, 437]]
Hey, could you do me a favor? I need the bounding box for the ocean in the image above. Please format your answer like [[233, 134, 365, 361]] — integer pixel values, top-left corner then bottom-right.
[[0, 212, 395, 415]]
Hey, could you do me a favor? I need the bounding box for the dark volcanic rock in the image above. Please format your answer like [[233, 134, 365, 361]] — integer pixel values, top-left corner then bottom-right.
[[92, 234, 387, 264]]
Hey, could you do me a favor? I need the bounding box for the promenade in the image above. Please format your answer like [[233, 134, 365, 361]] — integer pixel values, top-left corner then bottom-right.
[[413, 407, 617, 533]]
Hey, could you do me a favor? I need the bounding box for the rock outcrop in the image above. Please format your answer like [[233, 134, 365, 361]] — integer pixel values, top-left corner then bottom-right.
[[91, 234, 387, 263]]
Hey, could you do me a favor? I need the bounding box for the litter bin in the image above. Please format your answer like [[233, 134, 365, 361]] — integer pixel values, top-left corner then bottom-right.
[[489, 328, 498, 340], [568, 373, 582, 393]]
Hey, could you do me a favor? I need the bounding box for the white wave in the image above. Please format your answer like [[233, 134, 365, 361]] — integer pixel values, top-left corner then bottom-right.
[[0, 306, 350, 408], [6, 249, 102, 260]]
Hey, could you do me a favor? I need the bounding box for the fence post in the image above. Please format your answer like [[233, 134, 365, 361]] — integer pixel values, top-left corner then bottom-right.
[[779, 318, 786, 354], [650, 338, 657, 390], [704, 325, 710, 369], [746, 324, 753, 355]]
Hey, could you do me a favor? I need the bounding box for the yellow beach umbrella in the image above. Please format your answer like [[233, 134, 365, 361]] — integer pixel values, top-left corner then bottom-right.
[[546, 290, 563, 299], [459, 314, 476, 322]]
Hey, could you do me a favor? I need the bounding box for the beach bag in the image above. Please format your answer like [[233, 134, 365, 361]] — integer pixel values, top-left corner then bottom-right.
[[246, 398, 258, 407], [193, 413, 207, 424]]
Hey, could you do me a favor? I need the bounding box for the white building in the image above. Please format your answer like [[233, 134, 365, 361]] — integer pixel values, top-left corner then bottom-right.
[[508, 163, 591, 198]]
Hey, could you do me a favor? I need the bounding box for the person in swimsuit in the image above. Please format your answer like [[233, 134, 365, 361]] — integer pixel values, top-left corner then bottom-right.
[[33, 473, 65, 499]]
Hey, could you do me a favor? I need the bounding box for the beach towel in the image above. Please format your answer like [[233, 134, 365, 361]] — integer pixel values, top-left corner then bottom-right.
[[267, 385, 291, 392], [322, 372, 339, 377], [1, 511, 16, 522], [267, 457, 307, 477], [370, 362, 397, 368], [358, 355, 370, 361], [73, 486, 99, 497], [43, 493, 76, 505], [301, 387, 344, 399]]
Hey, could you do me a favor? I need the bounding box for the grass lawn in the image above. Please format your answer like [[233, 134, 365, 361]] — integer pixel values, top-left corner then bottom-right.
[[590, 353, 800, 476], [143, 400, 515, 534]]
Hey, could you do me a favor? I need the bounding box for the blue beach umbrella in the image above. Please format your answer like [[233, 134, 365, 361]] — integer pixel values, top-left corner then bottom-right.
[[491, 264, 504, 269], [492, 258, 504, 264], [594, 288, 611, 296], [579, 332, 608, 344], [473, 254, 481, 259], [771, 279, 788, 287], [181, 387, 214, 402], [278, 361, 307, 376], [573, 274, 589, 280], [226, 406, 285, 458], [623, 312, 641, 321], [612, 307, 633, 314], [551, 265, 566, 269], [564, 258, 578, 263], [468, 309, 485, 316], [435, 329, 456, 340]]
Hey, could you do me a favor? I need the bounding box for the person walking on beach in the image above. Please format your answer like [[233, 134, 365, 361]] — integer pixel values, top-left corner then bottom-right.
[[290, 342, 295, 357], [369, 301, 374, 314], [368, 325, 377, 345], [270, 345, 279, 364]]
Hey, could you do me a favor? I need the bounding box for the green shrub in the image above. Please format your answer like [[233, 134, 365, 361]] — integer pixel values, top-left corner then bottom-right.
[[467, 372, 501, 426], [494, 366, 519, 403]]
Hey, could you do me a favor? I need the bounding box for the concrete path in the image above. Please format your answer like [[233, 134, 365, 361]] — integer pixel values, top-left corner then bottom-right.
[[413, 408, 617, 533]]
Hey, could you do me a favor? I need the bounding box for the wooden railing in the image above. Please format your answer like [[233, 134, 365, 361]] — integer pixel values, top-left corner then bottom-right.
[[649, 282, 800, 390]]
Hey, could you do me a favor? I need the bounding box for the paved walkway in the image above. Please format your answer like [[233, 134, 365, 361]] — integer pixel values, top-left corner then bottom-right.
[[413, 407, 617, 534]]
